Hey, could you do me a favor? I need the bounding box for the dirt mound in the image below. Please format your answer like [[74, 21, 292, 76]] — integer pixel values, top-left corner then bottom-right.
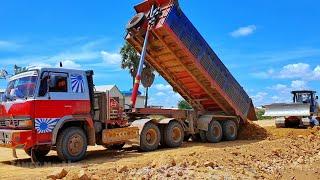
[[263, 126, 320, 140], [238, 121, 270, 140]]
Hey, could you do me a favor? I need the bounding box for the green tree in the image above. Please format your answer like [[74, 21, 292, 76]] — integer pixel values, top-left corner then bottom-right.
[[120, 42, 155, 107], [256, 108, 271, 120], [120, 42, 140, 86], [178, 100, 192, 110]]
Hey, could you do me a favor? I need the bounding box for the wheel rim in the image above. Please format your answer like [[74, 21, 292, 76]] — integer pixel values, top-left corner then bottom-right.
[[213, 126, 221, 137], [145, 128, 157, 145], [228, 124, 236, 136], [67, 133, 84, 156], [172, 126, 182, 142]]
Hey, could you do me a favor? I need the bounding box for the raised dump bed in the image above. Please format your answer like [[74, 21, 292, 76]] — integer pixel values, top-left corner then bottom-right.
[[126, 0, 256, 122]]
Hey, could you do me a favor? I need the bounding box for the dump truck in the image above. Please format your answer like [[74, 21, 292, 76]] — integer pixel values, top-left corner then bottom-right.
[[126, 0, 256, 141], [0, 0, 256, 162], [264, 90, 319, 128]]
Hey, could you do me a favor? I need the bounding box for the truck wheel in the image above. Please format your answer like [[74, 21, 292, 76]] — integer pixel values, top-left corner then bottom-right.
[[25, 146, 51, 159], [199, 130, 207, 142], [127, 13, 146, 30], [140, 123, 161, 152], [206, 120, 223, 143], [103, 143, 125, 150], [163, 121, 184, 148], [222, 120, 238, 141], [56, 127, 87, 162]]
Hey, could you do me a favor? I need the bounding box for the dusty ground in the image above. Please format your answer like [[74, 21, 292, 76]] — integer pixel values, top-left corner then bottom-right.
[[0, 119, 320, 180]]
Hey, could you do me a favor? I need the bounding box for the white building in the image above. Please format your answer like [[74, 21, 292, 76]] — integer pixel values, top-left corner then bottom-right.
[[121, 89, 146, 110], [95, 85, 125, 108]]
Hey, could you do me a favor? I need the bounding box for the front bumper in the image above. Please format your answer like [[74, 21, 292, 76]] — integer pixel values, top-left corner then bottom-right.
[[0, 129, 33, 149]]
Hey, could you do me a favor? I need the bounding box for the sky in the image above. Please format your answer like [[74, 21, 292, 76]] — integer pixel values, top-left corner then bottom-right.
[[0, 0, 320, 107]]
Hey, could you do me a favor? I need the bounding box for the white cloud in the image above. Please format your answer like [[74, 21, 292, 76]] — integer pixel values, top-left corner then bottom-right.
[[101, 51, 121, 65], [230, 25, 257, 37], [0, 40, 20, 50], [312, 65, 320, 80], [279, 63, 310, 78], [154, 84, 172, 91], [251, 69, 274, 78], [252, 63, 320, 81], [29, 62, 52, 68], [251, 92, 268, 105], [155, 92, 166, 96], [291, 80, 307, 90], [56, 60, 82, 69]]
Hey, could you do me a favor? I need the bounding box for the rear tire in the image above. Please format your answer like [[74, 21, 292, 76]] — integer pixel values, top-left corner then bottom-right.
[[222, 120, 238, 141], [163, 121, 184, 148], [56, 127, 87, 162], [199, 130, 207, 142], [206, 120, 223, 143], [140, 123, 161, 152]]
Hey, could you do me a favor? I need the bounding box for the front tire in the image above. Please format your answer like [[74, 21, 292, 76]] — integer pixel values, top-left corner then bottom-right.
[[140, 123, 161, 152], [56, 127, 87, 162], [163, 121, 184, 148]]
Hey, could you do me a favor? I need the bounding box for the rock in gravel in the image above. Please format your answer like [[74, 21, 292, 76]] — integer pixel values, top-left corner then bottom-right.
[[171, 159, 177, 166], [191, 161, 198, 166], [178, 171, 183, 176], [117, 165, 129, 173], [47, 168, 68, 179], [180, 161, 188, 168], [78, 170, 89, 180], [308, 135, 316, 141], [204, 161, 215, 168], [90, 175, 100, 180]]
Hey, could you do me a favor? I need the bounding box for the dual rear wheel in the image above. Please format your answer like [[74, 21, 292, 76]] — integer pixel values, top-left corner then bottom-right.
[[199, 120, 238, 143], [140, 121, 184, 152]]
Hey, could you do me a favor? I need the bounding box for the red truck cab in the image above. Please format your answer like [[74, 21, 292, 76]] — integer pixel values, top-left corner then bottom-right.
[[0, 67, 96, 161]]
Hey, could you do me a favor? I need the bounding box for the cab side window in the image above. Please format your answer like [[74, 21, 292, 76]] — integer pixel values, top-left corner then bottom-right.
[[50, 76, 68, 92]]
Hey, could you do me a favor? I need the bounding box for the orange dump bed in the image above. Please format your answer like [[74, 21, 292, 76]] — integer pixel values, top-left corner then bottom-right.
[[126, 0, 256, 122]]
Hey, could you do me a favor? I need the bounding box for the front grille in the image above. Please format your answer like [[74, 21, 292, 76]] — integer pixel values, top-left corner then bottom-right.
[[0, 119, 25, 128]]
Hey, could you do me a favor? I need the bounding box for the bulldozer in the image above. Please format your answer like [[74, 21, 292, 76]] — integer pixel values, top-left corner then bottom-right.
[[264, 90, 319, 128]]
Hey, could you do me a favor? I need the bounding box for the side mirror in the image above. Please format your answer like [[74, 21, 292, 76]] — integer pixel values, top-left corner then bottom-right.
[[316, 96, 319, 100]]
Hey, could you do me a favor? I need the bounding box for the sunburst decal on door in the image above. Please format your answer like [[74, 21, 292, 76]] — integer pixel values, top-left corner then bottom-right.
[[35, 118, 59, 134], [71, 74, 85, 93]]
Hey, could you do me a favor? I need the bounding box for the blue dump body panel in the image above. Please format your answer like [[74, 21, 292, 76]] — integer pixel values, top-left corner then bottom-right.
[[126, 2, 257, 121]]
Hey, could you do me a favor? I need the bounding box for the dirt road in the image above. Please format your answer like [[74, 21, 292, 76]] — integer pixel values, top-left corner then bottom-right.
[[0, 120, 320, 180]]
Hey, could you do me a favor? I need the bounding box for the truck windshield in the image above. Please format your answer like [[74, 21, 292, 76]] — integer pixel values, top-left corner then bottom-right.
[[4, 71, 38, 100], [296, 93, 312, 103]]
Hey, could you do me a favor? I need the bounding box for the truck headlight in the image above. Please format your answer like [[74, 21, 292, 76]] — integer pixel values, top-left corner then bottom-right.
[[17, 119, 33, 128]]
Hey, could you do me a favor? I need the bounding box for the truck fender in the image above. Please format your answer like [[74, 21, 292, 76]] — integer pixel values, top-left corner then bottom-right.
[[197, 115, 215, 131], [157, 118, 176, 125], [130, 119, 157, 134], [51, 115, 94, 145]]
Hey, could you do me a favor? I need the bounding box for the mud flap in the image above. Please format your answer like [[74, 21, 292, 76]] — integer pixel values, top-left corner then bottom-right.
[[12, 148, 18, 158]]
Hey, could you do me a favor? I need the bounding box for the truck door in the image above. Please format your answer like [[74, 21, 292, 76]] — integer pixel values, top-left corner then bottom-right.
[[35, 72, 72, 119]]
